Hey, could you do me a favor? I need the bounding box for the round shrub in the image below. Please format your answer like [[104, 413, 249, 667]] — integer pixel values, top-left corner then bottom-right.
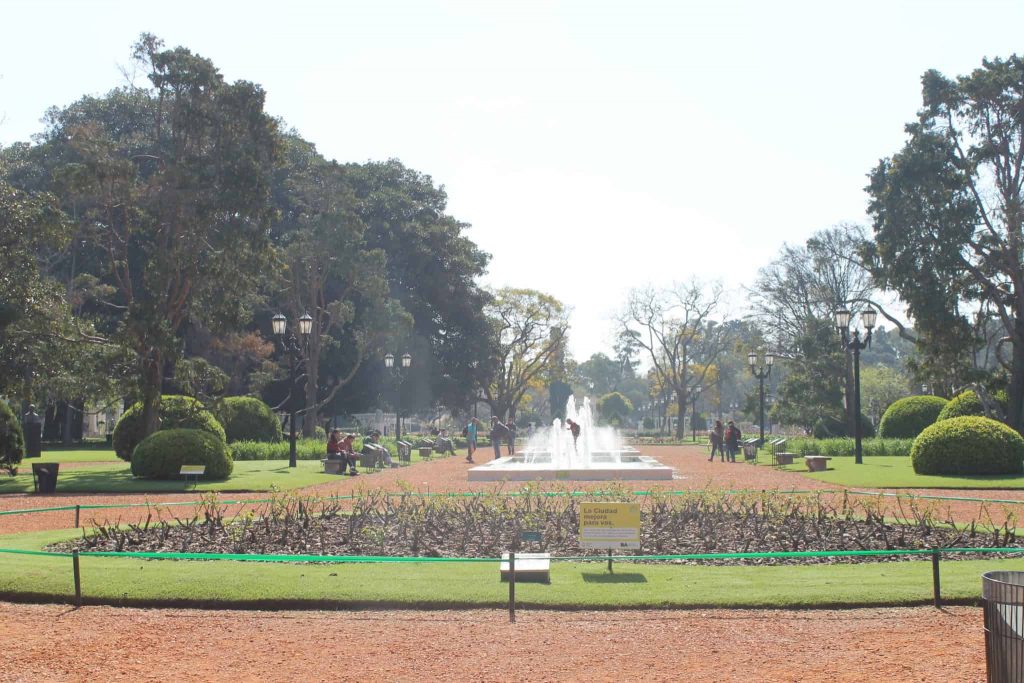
[[911, 416, 1024, 476], [113, 395, 226, 461], [131, 428, 234, 479], [937, 390, 985, 421], [878, 396, 948, 439], [216, 396, 282, 443], [0, 401, 25, 475]]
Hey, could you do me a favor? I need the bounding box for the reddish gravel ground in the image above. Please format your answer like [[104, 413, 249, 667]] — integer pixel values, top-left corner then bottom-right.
[[0, 445, 1012, 681], [0, 603, 987, 682]]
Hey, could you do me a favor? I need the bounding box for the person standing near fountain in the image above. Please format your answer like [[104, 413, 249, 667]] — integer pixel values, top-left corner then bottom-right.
[[464, 418, 479, 463], [489, 416, 511, 460], [566, 418, 581, 453], [724, 420, 741, 463]]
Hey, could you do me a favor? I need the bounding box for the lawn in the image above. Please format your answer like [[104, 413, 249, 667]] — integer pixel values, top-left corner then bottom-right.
[[0, 528, 1019, 609], [1, 459, 368, 494], [31, 448, 121, 463], [757, 451, 1024, 489]]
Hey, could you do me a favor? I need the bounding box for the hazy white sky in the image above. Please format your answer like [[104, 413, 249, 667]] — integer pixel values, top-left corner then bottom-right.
[[2, 0, 1022, 359]]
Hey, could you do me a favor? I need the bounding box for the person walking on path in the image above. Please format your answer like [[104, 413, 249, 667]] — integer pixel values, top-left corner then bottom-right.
[[709, 420, 724, 462], [724, 420, 742, 463], [489, 417, 510, 460], [464, 418, 479, 463]]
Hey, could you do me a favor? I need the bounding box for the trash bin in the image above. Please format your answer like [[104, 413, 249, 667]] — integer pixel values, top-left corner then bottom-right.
[[31, 462, 59, 494], [983, 571, 1024, 682], [742, 442, 758, 460]]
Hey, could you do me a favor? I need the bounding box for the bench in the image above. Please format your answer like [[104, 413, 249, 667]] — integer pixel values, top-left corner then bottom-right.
[[179, 465, 205, 488], [418, 447, 433, 460], [360, 446, 386, 471], [804, 455, 832, 472], [769, 438, 788, 466], [321, 458, 344, 474], [774, 452, 797, 466], [741, 438, 759, 462]]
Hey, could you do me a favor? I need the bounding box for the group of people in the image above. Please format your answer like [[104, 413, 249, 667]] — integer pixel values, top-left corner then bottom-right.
[[326, 428, 395, 475], [707, 419, 742, 463], [462, 416, 518, 463]]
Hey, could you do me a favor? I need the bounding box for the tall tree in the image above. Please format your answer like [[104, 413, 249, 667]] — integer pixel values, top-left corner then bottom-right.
[[482, 287, 569, 420], [19, 34, 280, 438], [866, 56, 1024, 428], [618, 280, 730, 439]]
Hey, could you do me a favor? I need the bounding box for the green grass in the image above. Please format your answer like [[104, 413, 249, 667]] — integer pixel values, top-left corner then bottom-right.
[[0, 528, 1020, 609], [31, 448, 121, 463], [0, 459, 388, 494], [757, 452, 1024, 489]]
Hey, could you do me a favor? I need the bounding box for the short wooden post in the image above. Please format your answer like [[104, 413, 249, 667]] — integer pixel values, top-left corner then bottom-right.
[[607, 549, 613, 573], [932, 549, 941, 608], [74, 505, 80, 529], [508, 552, 516, 624], [72, 550, 82, 607]]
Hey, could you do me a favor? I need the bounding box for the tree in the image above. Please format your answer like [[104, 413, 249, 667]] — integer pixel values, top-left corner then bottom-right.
[[482, 288, 569, 420], [618, 280, 731, 439], [866, 56, 1024, 429], [597, 392, 633, 426], [16, 35, 280, 441]]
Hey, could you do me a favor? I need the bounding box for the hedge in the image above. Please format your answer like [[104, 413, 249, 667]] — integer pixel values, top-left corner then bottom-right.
[[911, 416, 1024, 476], [215, 396, 282, 443], [878, 396, 948, 439], [131, 428, 234, 479], [0, 402, 25, 475], [112, 395, 226, 461], [937, 390, 985, 421], [784, 437, 914, 457]]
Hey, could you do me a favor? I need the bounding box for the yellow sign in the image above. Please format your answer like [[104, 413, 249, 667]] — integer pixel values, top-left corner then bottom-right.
[[579, 502, 641, 549]]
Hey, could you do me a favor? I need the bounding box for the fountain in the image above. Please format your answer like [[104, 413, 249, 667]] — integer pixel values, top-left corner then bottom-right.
[[467, 396, 674, 481]]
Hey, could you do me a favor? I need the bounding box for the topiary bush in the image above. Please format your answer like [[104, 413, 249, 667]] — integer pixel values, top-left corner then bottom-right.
[[112, 395, 226, 461], [878, 396, 948, 439], [215, 396, 282, 443], [937, 390, 985, 421], [0, 401, 25, 475], [911, 416, 1024, 476], [131, 428, 234, 479]]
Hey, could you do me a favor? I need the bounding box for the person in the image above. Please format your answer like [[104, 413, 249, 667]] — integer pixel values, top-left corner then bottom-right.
[[489, 417, 510, 460], [434, 428, 456, 456], [724, 420, 742, 463], [464, 418, 479, 463], [566, 418, 581, 452], [327, 429, 358, 475], [709, 420, 725, 462], [363, 430, 394, 468], [505, 419, 517, 455]]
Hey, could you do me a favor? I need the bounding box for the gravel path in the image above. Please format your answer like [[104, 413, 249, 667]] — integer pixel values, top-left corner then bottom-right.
[[0, 602, 986, 682]]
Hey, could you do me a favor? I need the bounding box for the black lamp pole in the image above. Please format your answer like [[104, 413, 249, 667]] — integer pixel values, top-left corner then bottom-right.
[[835, 306, 877, 465], [272, 312, 312, 468], [748, 350, 774, 447], [385, 352, 412, 440]]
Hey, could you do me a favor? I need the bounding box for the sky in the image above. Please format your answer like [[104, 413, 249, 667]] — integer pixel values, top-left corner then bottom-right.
[[2, 0, 1022, 360]]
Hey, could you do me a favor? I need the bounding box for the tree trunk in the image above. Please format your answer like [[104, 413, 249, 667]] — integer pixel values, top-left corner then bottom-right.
[[675, 395, 687, 440], [139, 350, 164, 441]]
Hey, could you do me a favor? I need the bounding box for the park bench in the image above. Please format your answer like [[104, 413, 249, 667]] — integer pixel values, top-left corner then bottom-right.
[[321, 458, 344, 474], [180, 465, 205, 488], [360, 445, 387, 471], [804, 455, 832, 472]]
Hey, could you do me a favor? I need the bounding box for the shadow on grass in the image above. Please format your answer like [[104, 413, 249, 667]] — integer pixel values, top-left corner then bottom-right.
[[581, 572, 648, 584]]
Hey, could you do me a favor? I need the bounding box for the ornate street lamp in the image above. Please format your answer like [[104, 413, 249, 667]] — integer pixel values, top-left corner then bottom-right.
[[272, 313, 312, 468], [384, 352, 412, 439], [835, 306, 876, 465], [748, 349, 774, 447]]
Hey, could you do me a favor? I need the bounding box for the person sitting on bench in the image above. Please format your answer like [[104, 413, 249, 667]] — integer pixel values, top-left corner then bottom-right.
[[327, 429, 358, 475], [363, 430, 394, 468], [434, 428, 456, 456]]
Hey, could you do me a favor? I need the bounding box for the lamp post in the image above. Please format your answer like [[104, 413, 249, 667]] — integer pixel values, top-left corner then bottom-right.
[[748, 349, 775, 447], [690, 386, 702, 442], [272, 312, 313, 468], [384, 352, 412, 440], [835, 306, 877, 465]]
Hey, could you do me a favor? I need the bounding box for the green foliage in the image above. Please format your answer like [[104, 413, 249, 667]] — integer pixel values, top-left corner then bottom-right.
[[937, 390, 985, 421], [911, 416, 1024, 476], [769, 318, 846, 432], [597, 392, 633, 425], [878, 395, 948, 439], [113, 395, 225, 461], [215, 396, 282, 443], [785, 437, 914, 457], [230, 438, 327, 461], [131, 428, 233, 479], [811, 414, 875, 439], [0, 401, 25, 475]]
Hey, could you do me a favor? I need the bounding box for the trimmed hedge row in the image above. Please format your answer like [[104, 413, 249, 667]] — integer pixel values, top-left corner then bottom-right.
[[878, 396, 948, 439], [784, 437, 914, 458], [911, 416, 1024, 476], [214, 396, 282, 443]]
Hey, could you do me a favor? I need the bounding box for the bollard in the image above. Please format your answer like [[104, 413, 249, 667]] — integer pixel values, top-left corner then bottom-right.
[[607, 549, 613, 573], [508, 551, 516, 624], [932, 549, 941, 608], [72, 550, 81, 607], [74, 505, 80, 529]]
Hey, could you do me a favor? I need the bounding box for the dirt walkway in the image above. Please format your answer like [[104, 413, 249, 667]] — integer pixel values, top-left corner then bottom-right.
[[3, 446, 1024, 534], [0, 602, 986, 682]]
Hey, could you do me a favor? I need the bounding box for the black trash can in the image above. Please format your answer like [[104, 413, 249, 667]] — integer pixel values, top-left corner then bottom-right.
[[31, 462, 59, 494], [983, 571, 1024, 682]]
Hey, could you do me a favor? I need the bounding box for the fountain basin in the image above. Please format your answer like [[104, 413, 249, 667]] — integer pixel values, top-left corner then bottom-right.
[[467, 454, 674, 482]]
